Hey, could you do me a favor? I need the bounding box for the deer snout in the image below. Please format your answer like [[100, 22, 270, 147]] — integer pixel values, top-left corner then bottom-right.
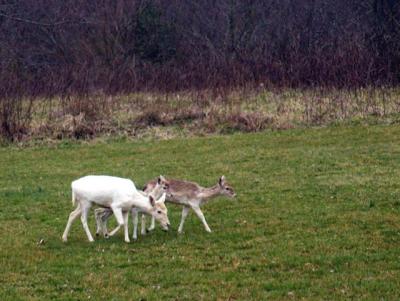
[[161, 222, 170, 231]]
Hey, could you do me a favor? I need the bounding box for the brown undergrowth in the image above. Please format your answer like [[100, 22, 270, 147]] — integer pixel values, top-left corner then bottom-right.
[[2, 87, 400, 144]]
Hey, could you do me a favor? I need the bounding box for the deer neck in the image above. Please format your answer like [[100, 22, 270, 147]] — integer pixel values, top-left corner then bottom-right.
[[132, 194, 152, 214], [198, 184, 221, 200]]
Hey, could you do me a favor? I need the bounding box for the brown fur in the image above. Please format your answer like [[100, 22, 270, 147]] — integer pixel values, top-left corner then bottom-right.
[[129, 175, 236, 234], [146, 178, 198, 194], [145, 177, 235, 202]]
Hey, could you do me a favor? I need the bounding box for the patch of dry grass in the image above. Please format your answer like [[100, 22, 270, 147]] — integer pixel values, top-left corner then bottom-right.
[[10, 87, 400, 143]]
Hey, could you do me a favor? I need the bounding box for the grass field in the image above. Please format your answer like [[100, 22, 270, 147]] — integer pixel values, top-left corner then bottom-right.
[[1, 124, 400, 300]]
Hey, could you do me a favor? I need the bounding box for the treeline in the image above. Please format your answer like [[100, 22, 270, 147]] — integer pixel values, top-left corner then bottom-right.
[[0, 0, 399, 96]]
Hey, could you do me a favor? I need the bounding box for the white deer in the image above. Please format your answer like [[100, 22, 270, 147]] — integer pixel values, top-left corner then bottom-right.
[[96, 176, 236, 238], [62, 175, 170, 243]]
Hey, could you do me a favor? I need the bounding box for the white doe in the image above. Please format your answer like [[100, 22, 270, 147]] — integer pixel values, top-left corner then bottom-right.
[[62, 175, 170, 243], [96, 175, 235, 236]]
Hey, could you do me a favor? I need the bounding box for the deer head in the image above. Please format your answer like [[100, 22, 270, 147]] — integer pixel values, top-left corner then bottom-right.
[[149, 193, 170, 230], [218, 175, 236, 198]]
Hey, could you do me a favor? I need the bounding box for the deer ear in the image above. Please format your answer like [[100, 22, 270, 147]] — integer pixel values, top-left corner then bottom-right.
[[158, 175, 166, 184], [149, 195, 156, 207], [157, 193, 166, 204], [219, 175, 225, 186]]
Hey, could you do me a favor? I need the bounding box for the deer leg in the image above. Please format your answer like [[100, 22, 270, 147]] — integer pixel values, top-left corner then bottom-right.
[[62, 204, 81, 242], [132, 208, 139, 240], [102, 209, 114, 238], [94, 208, 106, 237], [148, 215, 156, 232], [123, 210, 130, 243], [108, 208, 124, 237], [95, 207, 113, 238], [80, 205, 94, 242], [141, 214, 147, 235], [192, 205, 212, 233], [178, 206, 190, 234]]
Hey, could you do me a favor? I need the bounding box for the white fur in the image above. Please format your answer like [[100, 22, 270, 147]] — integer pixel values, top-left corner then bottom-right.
[[62, 175, 169, 243]]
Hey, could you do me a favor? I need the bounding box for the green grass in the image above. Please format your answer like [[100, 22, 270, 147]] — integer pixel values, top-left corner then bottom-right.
[[1, 124, 400, 300]]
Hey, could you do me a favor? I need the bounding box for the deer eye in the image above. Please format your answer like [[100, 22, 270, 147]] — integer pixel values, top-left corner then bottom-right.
[[157, 210, 162, 214]]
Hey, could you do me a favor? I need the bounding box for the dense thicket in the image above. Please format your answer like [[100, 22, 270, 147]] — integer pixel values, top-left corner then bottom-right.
[[0, 0, 399, 96]]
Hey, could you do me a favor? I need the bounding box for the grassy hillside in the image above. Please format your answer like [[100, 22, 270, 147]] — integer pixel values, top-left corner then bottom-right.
[[0, 124, 400, 300]]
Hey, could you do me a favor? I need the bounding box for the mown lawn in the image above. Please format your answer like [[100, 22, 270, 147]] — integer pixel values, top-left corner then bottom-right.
[[0, 124, 400, 300]]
